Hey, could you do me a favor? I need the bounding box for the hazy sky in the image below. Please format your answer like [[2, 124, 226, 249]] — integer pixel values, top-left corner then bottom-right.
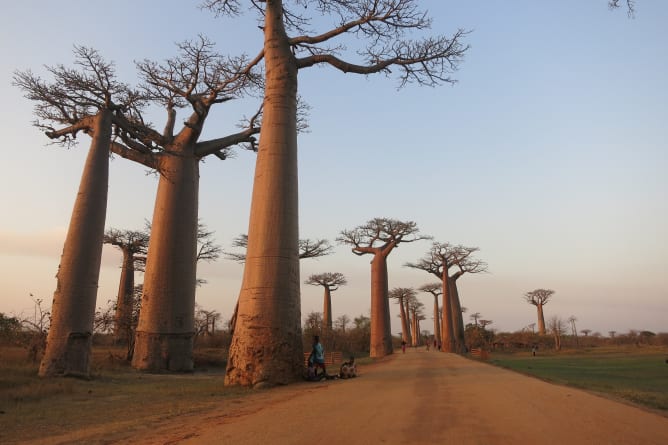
[[1, 1, 666, 336]]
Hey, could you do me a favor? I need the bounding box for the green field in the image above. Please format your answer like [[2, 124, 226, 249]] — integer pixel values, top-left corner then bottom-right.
[[490, 347, 668, 411]]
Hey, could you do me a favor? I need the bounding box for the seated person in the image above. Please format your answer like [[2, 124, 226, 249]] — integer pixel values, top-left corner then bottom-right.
[[339, 356, 357, 379]]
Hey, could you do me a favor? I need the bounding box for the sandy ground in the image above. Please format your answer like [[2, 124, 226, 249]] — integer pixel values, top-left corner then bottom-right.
[[26, 349, 668, 444]]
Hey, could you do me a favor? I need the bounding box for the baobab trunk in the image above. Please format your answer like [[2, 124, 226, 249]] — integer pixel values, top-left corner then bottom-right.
[[432, 294, 441, 346], [369, 254, 393, 357], [441, 275, 455, 352], [225, 2, 303, 387], [114, 247, 134, 344], [39, 109, 111, 378], [132, 152, 199, 372], [323, 287, 332, 331], [537, 304, 546, 335], [450, 280, 466, 352], [398, 297, 410, 344], [404, 298, 412, 345]]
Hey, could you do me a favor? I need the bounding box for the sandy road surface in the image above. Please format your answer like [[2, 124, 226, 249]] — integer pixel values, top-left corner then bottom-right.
[[31, 350, 668, 444]]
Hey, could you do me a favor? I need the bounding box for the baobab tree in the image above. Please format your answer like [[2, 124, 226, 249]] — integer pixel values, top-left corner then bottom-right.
[[408, 297, 426, 347], [304, 272, 347, 331], [406, 243, 486, 352], [448, 247, 487, 351], [469, 312, 481, 327], [568, 315, 579, 347], [103, 228, 150, 344], [14, 47, 144, 377], [523, 289, 555, 335], [203, 0, 468, 386], [105, 37, 262, 373], [389, 287, 416, 346], [418, 283, 441, 347], [338, 218, 430, 358]]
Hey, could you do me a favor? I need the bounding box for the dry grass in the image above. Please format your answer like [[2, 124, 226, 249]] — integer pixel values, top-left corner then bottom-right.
[[0, 346, 250, 444]]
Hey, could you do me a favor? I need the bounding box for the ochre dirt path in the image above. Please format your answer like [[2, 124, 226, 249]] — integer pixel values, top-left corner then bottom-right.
[[31, 349, 668, 444]]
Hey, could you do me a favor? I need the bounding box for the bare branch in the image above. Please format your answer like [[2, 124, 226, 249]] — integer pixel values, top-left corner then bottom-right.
[[225, 234, 333, 262], [304, 272, 347, 289], [338, 217, 430, 257], [524, 289, 555, 307]]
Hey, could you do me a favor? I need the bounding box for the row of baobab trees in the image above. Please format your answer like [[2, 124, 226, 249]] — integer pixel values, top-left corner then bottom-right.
[[14, 1, 629, 387], [105, 216, 489, 362], [14, 1, 469, 387]]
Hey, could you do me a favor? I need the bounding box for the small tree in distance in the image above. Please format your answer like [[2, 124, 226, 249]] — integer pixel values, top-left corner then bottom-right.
[[305, 272, 347, 332], [389, 287, 417, 346], [418, 283, 442, 346], [524, 289, 555, 335]]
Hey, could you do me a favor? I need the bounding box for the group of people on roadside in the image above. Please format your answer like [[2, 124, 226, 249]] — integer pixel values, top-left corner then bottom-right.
[[306, 335, 357, 381]]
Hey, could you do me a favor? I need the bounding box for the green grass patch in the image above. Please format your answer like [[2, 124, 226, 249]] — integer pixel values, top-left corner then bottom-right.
[[490, 347, 668, 411]]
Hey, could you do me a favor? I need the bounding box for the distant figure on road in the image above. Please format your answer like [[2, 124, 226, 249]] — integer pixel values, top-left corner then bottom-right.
[[401, 340, 407, 354], [532, 346, 537, 357]]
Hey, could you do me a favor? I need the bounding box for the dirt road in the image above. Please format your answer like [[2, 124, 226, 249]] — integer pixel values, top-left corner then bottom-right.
[[29, 349, 668, 444]]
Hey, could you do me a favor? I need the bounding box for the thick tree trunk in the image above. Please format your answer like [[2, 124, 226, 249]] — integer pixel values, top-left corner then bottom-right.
[[440, 274, 455, 352], [411, 310, 418, 346], [132, 151, 199, 372], [369, 254, 393, 357], [114, 247, 135, 344], [39, 110, 111, 378], [537, 304, 546, 335], [450, 280, 466, 352], [323, 287, 332, 331], [433, 294, 441, 346], [398, 297, 410, 343], [404, 299, 412, 345], [225, 1, 302, 387]]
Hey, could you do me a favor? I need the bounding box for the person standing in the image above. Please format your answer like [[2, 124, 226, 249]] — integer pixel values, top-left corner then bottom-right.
[[312, 335, 327, 377]]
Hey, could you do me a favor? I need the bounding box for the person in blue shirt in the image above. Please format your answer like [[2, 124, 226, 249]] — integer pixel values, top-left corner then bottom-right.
[[311, 335, 327, 377]]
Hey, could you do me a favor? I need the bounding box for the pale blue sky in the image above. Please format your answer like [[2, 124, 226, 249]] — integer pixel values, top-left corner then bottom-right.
[[0, 1, 666, 335]]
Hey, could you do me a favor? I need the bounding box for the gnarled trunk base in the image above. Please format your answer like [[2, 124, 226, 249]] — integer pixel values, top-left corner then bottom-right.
[[132, 331, 194, 372], [225, 329, 303, 388], [39, 332, 92, 378]]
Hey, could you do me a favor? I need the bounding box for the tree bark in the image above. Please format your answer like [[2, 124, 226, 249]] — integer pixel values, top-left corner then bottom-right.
[[440, 273, 455, 353], [411, 309, 418, 346], [132, 150, 199, 372], [404, 298, 412, 345], [114, 246, 135, 344], [398, 297, 410, 344], [537, 304, 546, 335], [450, 279, 466, 352], [225, 0, 303, 387], [323, 286, 332, 331], [39, 109, 111, 378], [432, 294, 441, 346], [369, 253, 392, 357]]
